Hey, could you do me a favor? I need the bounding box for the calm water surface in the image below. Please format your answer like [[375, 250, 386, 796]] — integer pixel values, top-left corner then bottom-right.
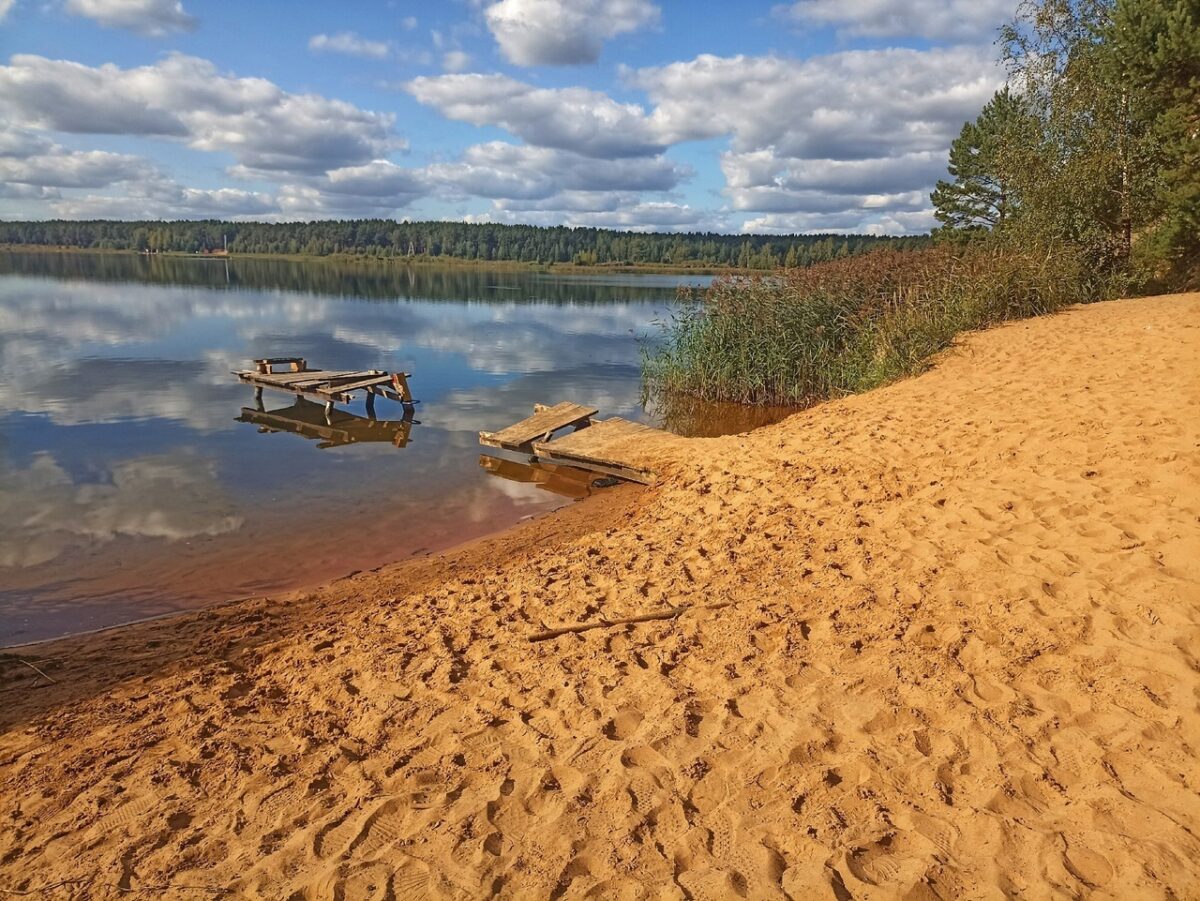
[[0, 253, 788, 644]]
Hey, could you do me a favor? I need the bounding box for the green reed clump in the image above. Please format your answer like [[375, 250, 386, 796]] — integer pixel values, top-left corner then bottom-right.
[[643, 245, 1121, 406]]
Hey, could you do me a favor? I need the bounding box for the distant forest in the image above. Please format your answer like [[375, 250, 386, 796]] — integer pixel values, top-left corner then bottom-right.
[[0, 219, 929, 269]]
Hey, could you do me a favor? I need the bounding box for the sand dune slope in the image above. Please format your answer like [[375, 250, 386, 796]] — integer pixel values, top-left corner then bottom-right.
[[2, 293, 1199, 899]]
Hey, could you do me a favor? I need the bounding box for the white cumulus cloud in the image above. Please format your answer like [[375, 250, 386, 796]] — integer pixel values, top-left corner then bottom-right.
[[308, 31, 390, 60], [425, 141, 683, 201], [64, 0, 195, 36], [407, 73, 664, 158], [777, 0, 1015, 40], [0, 54, 399, 176], [484, 0, 659, 66]]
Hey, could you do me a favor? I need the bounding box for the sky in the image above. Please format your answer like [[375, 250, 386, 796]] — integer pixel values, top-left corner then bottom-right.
[[0, 0, 1016, 234]]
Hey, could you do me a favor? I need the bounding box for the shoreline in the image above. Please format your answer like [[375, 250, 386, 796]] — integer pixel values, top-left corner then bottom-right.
[[3, 293, 1198, 897], [0, 489, 634, 653], [0, 477, 646, 732]]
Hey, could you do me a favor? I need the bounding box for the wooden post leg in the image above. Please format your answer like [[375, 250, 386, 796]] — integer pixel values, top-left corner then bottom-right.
[[392, 372, 414, 405], [254, 386, 263, 402], [365, 389, 376, 419], [323, 400, 334, 423]]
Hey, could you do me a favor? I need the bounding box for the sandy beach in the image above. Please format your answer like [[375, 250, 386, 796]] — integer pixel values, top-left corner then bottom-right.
[[2, 292, 1198, 898]]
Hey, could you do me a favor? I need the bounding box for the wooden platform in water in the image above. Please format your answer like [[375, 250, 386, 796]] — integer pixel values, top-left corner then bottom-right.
[[478, 401, 598, 452], [234, 357, 415, 411], [480, 404, 677, 484]]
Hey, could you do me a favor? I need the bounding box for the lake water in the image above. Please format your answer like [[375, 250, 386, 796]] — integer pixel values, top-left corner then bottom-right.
[[0, 253, 789, 644]]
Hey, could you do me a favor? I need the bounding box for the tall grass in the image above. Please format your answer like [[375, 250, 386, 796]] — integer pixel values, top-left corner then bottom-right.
[[643, 245, 1124, 407]]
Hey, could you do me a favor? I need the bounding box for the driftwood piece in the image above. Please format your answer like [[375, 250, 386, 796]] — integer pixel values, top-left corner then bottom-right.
[[528, 601, 732, 642], [0, 655, 58, 685]]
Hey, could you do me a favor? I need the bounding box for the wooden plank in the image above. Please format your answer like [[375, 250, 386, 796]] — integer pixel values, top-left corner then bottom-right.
[[274, 370, 378, 387], [237, 369, 362, 386], [535, 418, 660, 460], [532, 417, 663, 485], [479, 401, 598, 451], [313, 374, 394, 395]]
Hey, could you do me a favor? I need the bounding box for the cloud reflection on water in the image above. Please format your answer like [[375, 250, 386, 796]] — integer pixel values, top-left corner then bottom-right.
[[0, 254, 698, 642], [0, 450, 242, 569]]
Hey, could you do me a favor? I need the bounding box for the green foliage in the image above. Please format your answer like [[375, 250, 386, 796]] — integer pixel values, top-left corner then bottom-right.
[[1109, 0, 1200, 282], [645, 0, 1194, 412], [643, 246, 1119, 407], [0, 219, 929, 270], [998, 0, 1170, 270], [931, 87, 1038, 234]]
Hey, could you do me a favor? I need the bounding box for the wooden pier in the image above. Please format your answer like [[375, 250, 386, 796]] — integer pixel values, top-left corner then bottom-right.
[[234, 357, 415, 418], [479, 403, 681, 485]]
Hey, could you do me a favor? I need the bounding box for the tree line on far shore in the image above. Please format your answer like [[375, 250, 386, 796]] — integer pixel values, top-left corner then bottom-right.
[[0, 220, 929, 270]]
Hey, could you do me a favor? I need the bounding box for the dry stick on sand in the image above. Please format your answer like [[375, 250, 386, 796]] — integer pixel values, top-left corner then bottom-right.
[[529, 601, 732, 642], [0, 656, 57, 685]]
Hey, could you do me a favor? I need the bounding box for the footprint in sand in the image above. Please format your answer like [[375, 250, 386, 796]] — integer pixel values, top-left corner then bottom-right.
[[406, 770, 458, 810], [313, 806, 367, 859], [898, 809, 960, 859], [603, 706, 644, 741], [969, 674, 1006, 703], [678, 866, 750, 900], [1062, 838, 1114, 888], [313, 856, 431, 901], [76, 791, 159, 849], [103, 792, 160, 830], [844, 833, 931, 891]]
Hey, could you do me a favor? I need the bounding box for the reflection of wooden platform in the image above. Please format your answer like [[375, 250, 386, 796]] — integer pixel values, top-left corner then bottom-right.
[[238, 398, 414, 449], [480, 404, 676, 484], [234, 357, 415, 414], [478, 455, 594, 499], [478, 402, 598, 453]]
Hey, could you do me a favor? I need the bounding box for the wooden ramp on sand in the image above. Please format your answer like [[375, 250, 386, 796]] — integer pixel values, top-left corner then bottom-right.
[[234, 357, 416, 417], [480, 404, 679, 484]]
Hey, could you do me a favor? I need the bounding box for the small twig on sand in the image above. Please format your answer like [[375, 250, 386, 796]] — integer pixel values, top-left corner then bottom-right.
[[1, 656, 57, 685], [529, 601, 732, 642]]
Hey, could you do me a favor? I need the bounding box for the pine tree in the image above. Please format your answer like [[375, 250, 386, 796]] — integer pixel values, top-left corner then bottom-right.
[[1109, 0, 1200, 278], [931, 88, 1036, 234]]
